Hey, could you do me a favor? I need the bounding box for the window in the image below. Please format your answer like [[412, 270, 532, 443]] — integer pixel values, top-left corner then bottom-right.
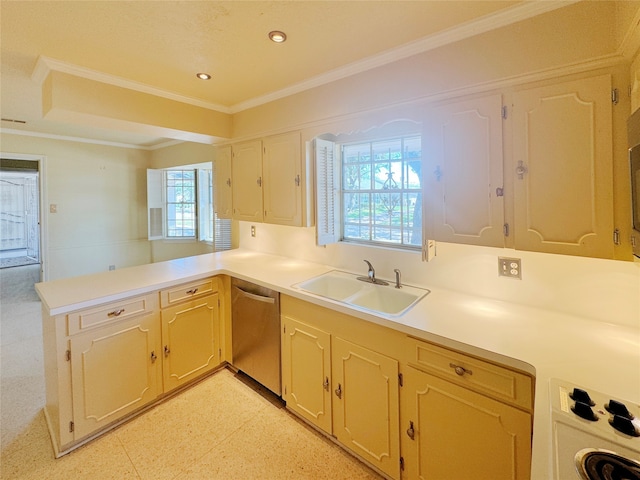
[[315, 132, 422, 249], [147, 166, 231, 251], [166, 170, 196, 238]]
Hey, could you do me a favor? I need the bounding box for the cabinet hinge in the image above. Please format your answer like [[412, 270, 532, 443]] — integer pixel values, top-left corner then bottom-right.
[[612, 88, 619, 105], [400, 457, 405, 471], [503, 223, 510, 237], [398, 373, 403, 387], [283, 324, 286, 334], [65, 349, 71, 362], [284, 385, 287, 395], [218, 298, 221, 308], [613, 228, 621, 245], [69, 421, 74, 433], [632, 235, 637, 248], [501, 105, 508, 119]]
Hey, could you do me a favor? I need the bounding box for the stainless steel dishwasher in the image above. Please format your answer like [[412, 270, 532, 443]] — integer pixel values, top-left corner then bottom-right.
[[231, 278, 281, 395]]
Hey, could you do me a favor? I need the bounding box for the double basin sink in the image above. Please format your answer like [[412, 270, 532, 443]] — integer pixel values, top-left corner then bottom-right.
[[293, 270, 430, 316]]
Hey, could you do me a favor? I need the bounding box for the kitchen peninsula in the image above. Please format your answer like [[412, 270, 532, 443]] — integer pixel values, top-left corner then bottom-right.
[[35, 249, 640, 480]]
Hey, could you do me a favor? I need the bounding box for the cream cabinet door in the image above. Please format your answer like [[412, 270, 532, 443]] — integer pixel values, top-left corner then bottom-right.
[[161, 293, 220, 391], [401, 367, 532, 480], [70, 313, 162, 439], [332, 337, 400, 480], [423, 94, 505, 247], [263, 132, 302, 226], [214, 145, 233, 219], [232, 139, 263, 222], [281, 316, 332, 433], [512, 74, 614, 258]]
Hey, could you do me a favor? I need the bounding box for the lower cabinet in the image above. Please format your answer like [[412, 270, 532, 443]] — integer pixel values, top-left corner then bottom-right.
[[70, 308, 162, 440], [43, 277, 223, 456], [161, 293, 220, 391], [281, 295, 534, 480], [401, 367, 532, 480], [282, 314, 400, 480]]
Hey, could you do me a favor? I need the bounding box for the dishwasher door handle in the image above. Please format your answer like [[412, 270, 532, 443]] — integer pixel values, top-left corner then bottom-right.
[[233, 286, 276, 304]]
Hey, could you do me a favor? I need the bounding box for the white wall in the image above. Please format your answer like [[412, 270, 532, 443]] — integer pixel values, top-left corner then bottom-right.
[[238, 222, 640, 329], [1, 133, 151, 280]]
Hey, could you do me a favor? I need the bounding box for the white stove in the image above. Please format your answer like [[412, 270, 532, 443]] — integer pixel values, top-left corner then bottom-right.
[[550, 378, 640, 480]]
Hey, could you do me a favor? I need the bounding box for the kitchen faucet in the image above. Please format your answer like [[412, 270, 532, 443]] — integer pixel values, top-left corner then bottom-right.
[[361, 260, 389, 286], [394, 269, 402, 289], [364, 260, 376, 282]]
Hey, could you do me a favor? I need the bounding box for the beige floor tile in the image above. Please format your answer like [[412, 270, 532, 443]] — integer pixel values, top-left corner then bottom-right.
[[177, 396, 382, 480], [1, 423, 139, 480]]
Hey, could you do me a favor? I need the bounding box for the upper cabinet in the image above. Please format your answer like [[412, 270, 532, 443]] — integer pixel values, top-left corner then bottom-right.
[[263, 132, 303, 226], [423, 94, 505, 248], [216, 131, 310, 227], [511, 74, 614, 259], [231, 139, 264, 222], [424, 74, 615, 259], [214, 145, 232, 219]]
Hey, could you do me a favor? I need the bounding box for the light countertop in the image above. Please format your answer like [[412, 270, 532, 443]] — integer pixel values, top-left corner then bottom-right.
[[35, 249, 640, 480]]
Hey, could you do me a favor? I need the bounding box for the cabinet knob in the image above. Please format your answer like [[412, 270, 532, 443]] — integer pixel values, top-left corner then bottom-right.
[[406, 421, 415, 440], [323, 377, 330, 391], [295, 174, 300, 187], [335, 383, 342, 399], [449, 363, 472, 376], [226, 178, 231, 187], [257, 176, 262, 187], [164, 345, 171, 357], [150, 351, 157, 363]]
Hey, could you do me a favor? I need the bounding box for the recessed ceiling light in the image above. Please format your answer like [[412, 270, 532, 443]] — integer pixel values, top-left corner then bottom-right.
[[268, 31, 287, 43], [196, 73, 211, 80]]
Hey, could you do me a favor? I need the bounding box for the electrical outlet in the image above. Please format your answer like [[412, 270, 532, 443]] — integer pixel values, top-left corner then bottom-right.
[[49, 204, 57, 213], [109, 265, 116, 271], [251, 225, 256, 237], [498, 257, 521, 279]]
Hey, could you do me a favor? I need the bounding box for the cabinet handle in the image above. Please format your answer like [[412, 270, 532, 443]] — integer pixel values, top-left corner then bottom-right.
[[515, 161, 528, 179], [295, 174, 300, 187], [335, 383, 342, 399], [164, 345, 171, 357], [150, 351, 157, 363], [323, 377, 329, 391], [449, 363, 472, 376], [226, 178, 231, 187], [186, 288, 198, 295], [107, 308, 125, 317], [406, 421, 415, 440], [434, 165, 443, 182], [257, 176, 262, 187]]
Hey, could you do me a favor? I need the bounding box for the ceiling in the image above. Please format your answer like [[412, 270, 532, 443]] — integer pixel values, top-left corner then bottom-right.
[[0, 0, 621, 148]]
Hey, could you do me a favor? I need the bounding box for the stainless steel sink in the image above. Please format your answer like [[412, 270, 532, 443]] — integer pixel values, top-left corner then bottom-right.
[[294, 270, 429, 316]]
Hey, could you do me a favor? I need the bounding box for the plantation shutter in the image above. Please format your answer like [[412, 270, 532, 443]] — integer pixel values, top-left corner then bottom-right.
[[314, 138, 340, 245], [214, 214, 232, 251], [146, 169, 164, 240]]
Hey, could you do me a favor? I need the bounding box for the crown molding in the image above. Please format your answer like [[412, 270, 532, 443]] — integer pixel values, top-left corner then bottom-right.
[[31, 56, 233, 114], [228, 0, 580, 113]]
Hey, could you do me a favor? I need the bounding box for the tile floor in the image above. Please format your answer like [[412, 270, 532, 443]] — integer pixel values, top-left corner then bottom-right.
[[0, 264, 383, 479]]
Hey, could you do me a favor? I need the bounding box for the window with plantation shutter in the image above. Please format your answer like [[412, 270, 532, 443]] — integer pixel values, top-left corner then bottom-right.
[[314, 138, 340, 246]]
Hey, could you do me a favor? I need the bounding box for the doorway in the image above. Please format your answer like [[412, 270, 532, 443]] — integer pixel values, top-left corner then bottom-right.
[[0, 159, 41, 270]]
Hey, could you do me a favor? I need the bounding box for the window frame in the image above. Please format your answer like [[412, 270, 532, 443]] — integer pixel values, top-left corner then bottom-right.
[[314, 127, 423, 251]]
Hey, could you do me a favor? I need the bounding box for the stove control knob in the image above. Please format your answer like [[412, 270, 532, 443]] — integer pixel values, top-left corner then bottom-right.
[[605, 400, 634, 419], [570, 388, 596, 406], [571, 401, 599, 421], [609, 414, 640, 437]]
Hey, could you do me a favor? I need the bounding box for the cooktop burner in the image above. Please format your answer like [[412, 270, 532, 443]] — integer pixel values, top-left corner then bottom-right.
[[575, 449, 640, 480]]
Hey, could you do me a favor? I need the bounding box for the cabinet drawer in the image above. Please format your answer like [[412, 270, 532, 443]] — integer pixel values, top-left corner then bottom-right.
[[67, 294, 156, 335], [160, 278, 215, 308], [406, 337, 533, 411]]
